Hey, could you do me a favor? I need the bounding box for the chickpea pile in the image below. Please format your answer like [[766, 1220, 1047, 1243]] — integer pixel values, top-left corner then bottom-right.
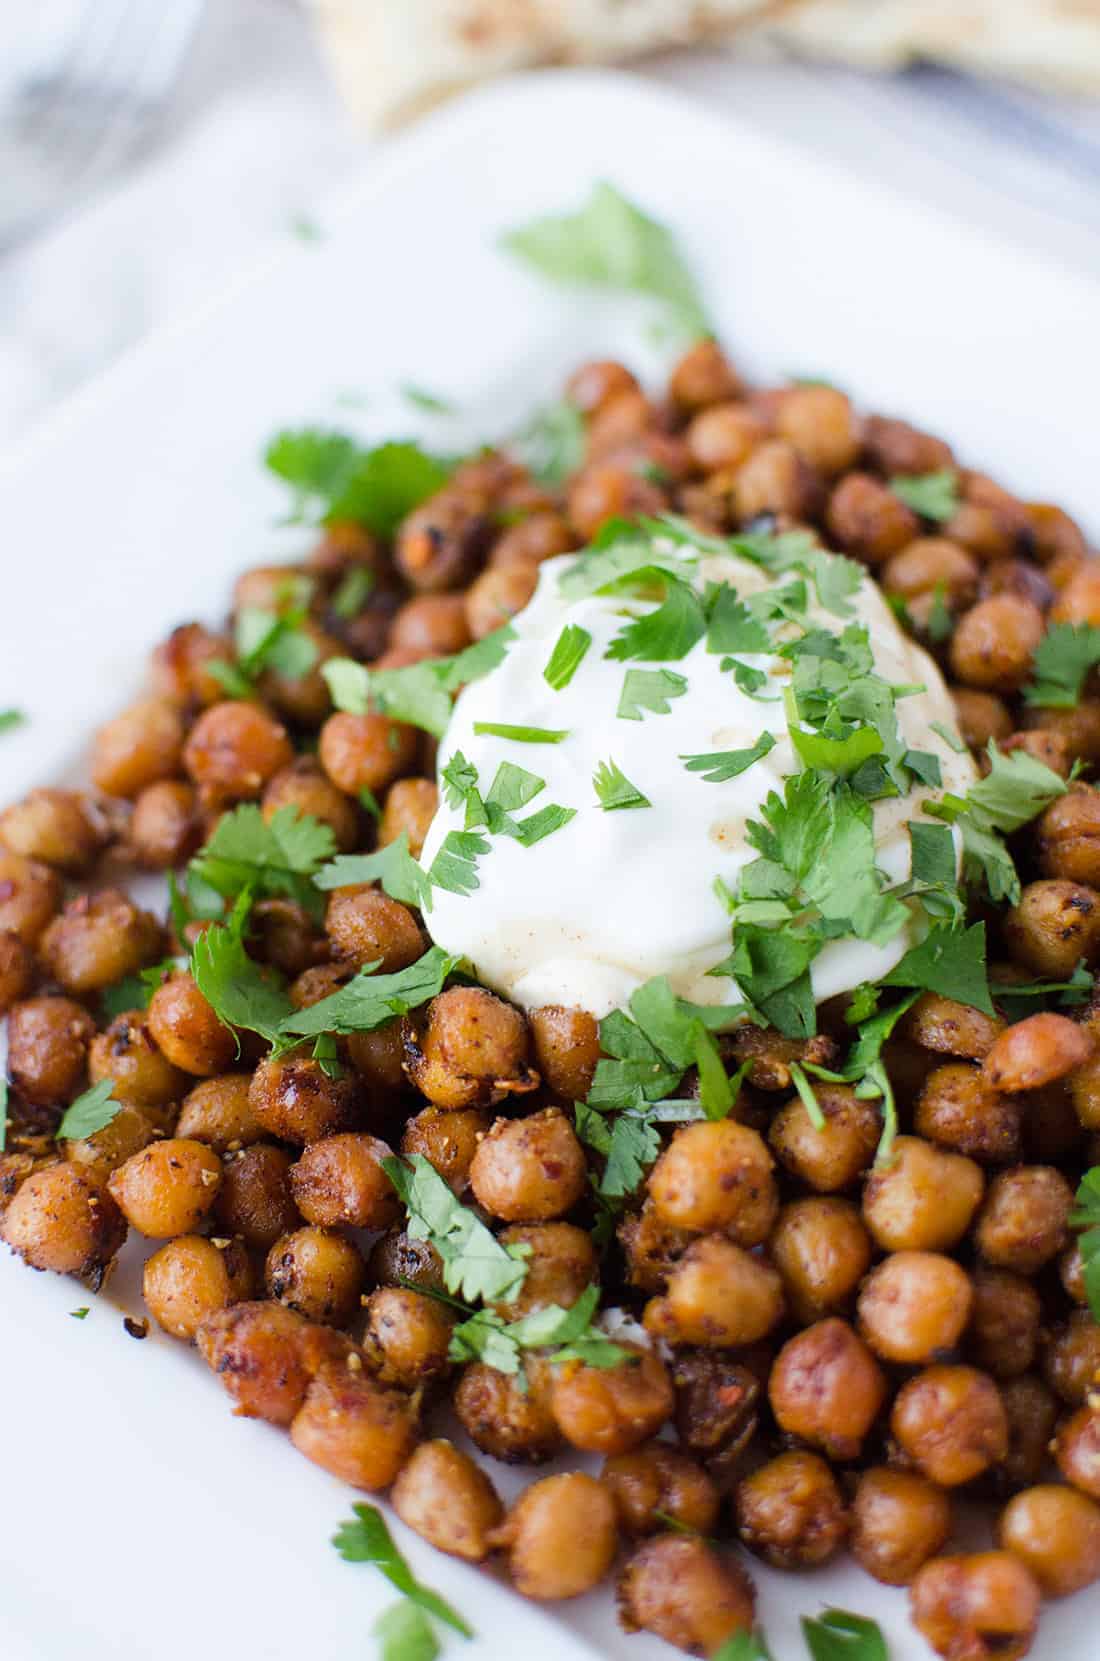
[[5, 339, 1100, 1661]]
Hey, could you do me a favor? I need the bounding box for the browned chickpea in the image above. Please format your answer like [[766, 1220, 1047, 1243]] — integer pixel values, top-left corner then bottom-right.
[[1023, 699, 1100, 763], [1005, 878, 1100, 977], [736, 1450, 847, 1569], [469, 1109, 586, 1222], [290, 1360, 419, 1490], [999, 1484, 1100, 1596], [400, 1106, 486, 1194], [668, 339, 742, 411], [454, 1360, 561, 1464], [361, 1286, 453, 1387], [181, 700, 294, 805], [1001, 1374, 1060, 1490], [92, 699, 186, 798], [769, 1319, 887, 1460], [198, 1300, 340, 1423], [852, 1467, 952, 1586], [0, 789, 102, 872], [891, 1365, 1007, 1486], [565, 358, 641, 414], [325, 886, 425, 972], [318, 710, 419, 798], [1027, 501, 1089, 564], [143, 1234, 253, 1340], [40, 889, 163, 995], [492, 1222, 596, 1319], [1060, 1241, 1089, 1302], [1054, 1405, 1100, 1498], [490, 510, 575, 572], [130, 779, 201, 868], [953, 688, 1012, 750], [862, 1136, 984, 1252], [864, 414, 954, 477], [261, 757, 359, 852], [685, 402, 765, 472], [151, 622, 233, 708], [231, 563, 311, 613], [967, 1268, 1041, 1378], [378, 777, 438, 860], [1, 1163, 126, 1277], [776, 384, 860, 475], [290, 1132, 398, 1229], [65, 1102, 162, 1178], [527, 1004, 600, 1103], [827, 472, 919, 562], [387, 593, 470, 660], [910, 1552, 1039, 1661], [490, 1472, 617, 1602], [147, 971, 238, 1076], [215, 1142, 299, 1249], [1044, 1311, 1100, 1406], [914, 1064, 1022, 1164], [904, 993, 1002, 1060], [882, 537, 978, 617], [87, 1011, 187, 1108], [0, 929, 33, 1011], [1052, 562, 1100, 626], [647, 1120, 777, 1244], [7, 996, 95, 1105], [672, 1350, 762, 1478], [617, 1533, 756, 1652], [248, 1044, 362, 1145], [602, 1441, 719, 1538], [858, 1251, 973, 1365], [618, 1199, 692, 1293], [176, 1073, 262, 1152], [1000, 726, 1071, 777], [732, 440, 822, 523], [949, 595, 1044, 692], [549, 1343, 672, 1456], [983, 1012, 1093, 1093], [108, 1137, 222, 1237], [345, 1017, 407, 1093], [566, 458, 665, 541], [769, 1082, 880, 1191], [0, 851, 61, 945], [396, 487, 495, 592], [391, 1440, 503, 1561], [265, 1226, 366, 1324], [1038, 785, 1100, 886], [465, 561, 539, 641], [769, 1196, 872, 1323], [644, 1235, 784, 1348], [974, 1165, 1073, 1272]]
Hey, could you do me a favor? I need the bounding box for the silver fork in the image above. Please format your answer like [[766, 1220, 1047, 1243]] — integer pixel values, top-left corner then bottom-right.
[[0, 0, 206, 252]]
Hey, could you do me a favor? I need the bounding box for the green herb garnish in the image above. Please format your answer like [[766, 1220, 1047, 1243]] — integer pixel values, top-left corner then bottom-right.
[[265, 430, 451, 534], [56, 1079, 123, 1142], [333, 1502, 472, 1654], [1026, 621, 1100, 708], [890, 470, 960, 523], [472, 721, 568, 744], [383, 1154, 529, 1305], [594, 759, 650, 811], [544, 623, 592, 690], [617, 667, 688, 721]]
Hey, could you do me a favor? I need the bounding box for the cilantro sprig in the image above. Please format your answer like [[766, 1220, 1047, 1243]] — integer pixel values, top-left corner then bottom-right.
[[315, 833, 434, 913], [448, 1283, 626, 1374], [333, 1502, 472, 1661], [890, 470, 960, 523], [1070, 1168, 1100, 1322], [265, 430, 451, 534], [593, 759, 650, 811], [1026, 622, 1100, 708], [188, 804, 336, 917], [925, 743, 1067, 903], [383, 1154, 529, 1305], [56, 1079, 123, 1142], [324, 624, 515, 739]]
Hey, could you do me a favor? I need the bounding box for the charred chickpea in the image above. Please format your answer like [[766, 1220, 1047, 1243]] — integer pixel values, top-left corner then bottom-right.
[[549, 1343, 673, 1456], [881, 537, 978, 623], [143, 1234, 253, 1340], [983, 1012, 1093, 1091], [406, 986, 535, 1111], [685, 401, 766, 471], [147, 972, 238, 1076], [319, 710, 419, 799], [262, 757, 360, 852], [768, 1318, 887, 1461], [182, 700, 293, 805], [151, 622, 233, 708], [858, 1251, 973, 1365], [377, 777, 438, 860], [567, 460, 665, 541], [949, 595, 1044, 692], [617, 1533, 756, 1652], [1043, 1310, 1100, 1406], [769, 1196, 872, 1323], [91, 698, 186, 798], [490, 511, 575, 571], [65, 1102, 163, 1178], [892, 1365, 1008, 1486], [732, 440, 822, 523], [324, 886, 425, 972], [736, 1450, 848, 1569], [1000, 1374, 1060, 1490], [391, 1440, 503, 1561], [966, 1268, 1041, 1378], [672, 1350, 761, 1479], [862, 1136, 984, 1252], [108, 1138, 222, 1238], [389, 593, 471, 659], [915, 1064, 1021, 1164], [465, 561, 539, 640], [0, 789, 102, 872], [7, 996, 95, 1105], [827, 472, 919, 562], [454, 1360, 561, 1464], [768, 1082, 881, 1191], [175, 1073, 262, 1153], [492, 1222, 596, 1319], [864, 414, 954, 477], [244, 897, 322, 980], [852, 1468, 952, 1587], [361, 1286, 454, 1387], [1004, 879, 1100, 977], [668, 339, 742, 411], [400, 1106, 487, 1194], [601, 1441, 719, 1538], [1038, 786, 1100, 886], [130, 779, 201, 868], [40, 889, 163, 995], [904, 993, 1003, 1061], [974, 1165, 1073, 1272], [1, 1164, 126, 1276], [0, 851, 61, 944], [395, 487, 495, 592], [87, 1011, 187, 1108], [290, 1360, 419, 1490], [265, 1226, 366, 1325], [0, 930, 35, 1011], [647, 1120, 777, 1245], [528, 1004, 600, 1103], [911, 1552, 1040, 1661], [197, 1300, 340, 1423], [214, 1142, 299, 1250], [998, 1484, 1100, 1597], [775, 384, 860, 474], [490, 1472, 617, 1602], [289, 1132, 399, 1229], [248, 1044, 362, 1145], [469, 1108, 586, 1223], [1055, 1406, 1100, 1498], [618, 1201, 693, 1293], [644, 1235, 785, 1348]]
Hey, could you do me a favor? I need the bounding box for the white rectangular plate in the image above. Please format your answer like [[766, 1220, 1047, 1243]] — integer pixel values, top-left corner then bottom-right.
[[1, 68, 1097, 1661]]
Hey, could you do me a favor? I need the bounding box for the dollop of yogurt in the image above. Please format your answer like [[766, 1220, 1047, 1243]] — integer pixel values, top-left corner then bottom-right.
[[420, 543, 976, 1016]]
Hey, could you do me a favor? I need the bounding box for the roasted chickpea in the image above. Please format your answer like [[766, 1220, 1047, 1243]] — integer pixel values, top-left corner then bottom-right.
[[1038, 785, 1100, 886], [736, 1450, 847, 1569], [108, 1137, 221, 1237], [468, 1108, 584, 1223], [0, 851, 60, 945], [647, 1120, 777, 1244], [1043, 1310, 1100, 1406], [769, 1082, 880, 1191], [776, 384, 860, 474], [130, 779, 201, 868], [882, 537, 978, 621], [549, 1343, 673, 1456], [368, 1227, 444, 1294], [64, 1102, 162, 1178], [7, 996, 95, 1105], [1001, 726, 1071, 777], [0, 789, 102, 872], [566, 358, 641, 414], [151, 622, 232, 708], [999, 1484, 1100, 1597], [262, 757, 359, 852], [891, 1365, 1008, 1486], [617, 1533, 756, 1652], [852, 1467, 951, 1587], [644, 1235, 785, 1348], [949, 595, 1044, 692], [672, 1350, 761, 1480], [319, 711, 419, 798], [386, 593, 469, 660], [974, 1165, 1073, 1271], [769, 1319, 886, 1461], [265, 1225, 366, 1324], [966, 1268, 1041, 1378], [618, 1200, 692, 1293], [377, 777, 438, 860], [914, 1064, 1021, 1164], [147, 972, 237, 1077], [827, 472, 918, 562], [289, 1132, 399, 1229], [858, 1251, 973, 1365], [1023, 699, 1100, 764], [197, 1300, 340, 1423], [904, 993, 1002, 1060], [953, 688, 1012, 750], [492, 1222, 596, 1319], [290, 1360, 419, 1490], [361, 1286, 453, 1387], [1000, 1374, 1060, 1490], [143, 1234, 252, 1340], [732, 439, 822, 523], [92, 699, 186, 798], [397, 1106, 484, 1194], [176, 1073, 262, 1152], [983, 1012, 1093, 1092], [528, 1004, 600, 1103], [602, 1441, 719, 1538], [454, 1361, 560, 1464], [252, 897, 327, 978], [40, 889, 163, 994], [345, 1017, 407, 1094], [490, 511, 575, 571], [490, 1472, 617, 1602], [182, 700, 293, 805], [910, 1552, 1039, 1661], [215, 1142, 299, 1250], [1004, 879, 1100, 977], [1, 1163, 126, 1277], [87, 1011, 186, 1108], [396, 487, 495, 592], [464, 561, 539, 640], [325, 886, 425, 972], [0, 929, 33, 1011], [864, 414, 953, 477], [862, 1136, 984, 1252], [1052, 562, 1100, 625], [668, 339, 742, 411], [405, 986, 534, 1110], [1054, 1405, 1100, 1498], [248, 1044, 362, 1145], [391, 1440, 502, 1561], [769, 1196, 872, 1323]]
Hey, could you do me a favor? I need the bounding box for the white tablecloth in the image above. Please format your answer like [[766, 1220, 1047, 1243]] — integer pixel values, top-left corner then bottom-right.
[[2, 0, 1099, 446]]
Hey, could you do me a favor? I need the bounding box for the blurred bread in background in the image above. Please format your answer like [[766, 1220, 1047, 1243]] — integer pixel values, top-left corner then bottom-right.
[[311, 0, 1100, 129]]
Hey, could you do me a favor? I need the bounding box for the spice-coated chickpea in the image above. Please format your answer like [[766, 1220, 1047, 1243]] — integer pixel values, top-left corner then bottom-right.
[[248, 1044, 363, 1145], [671, 1350, 762, 1476], [492, 1222, 596, 1319], [668, 339, 742, 411], [367, 1228, 445, 1294], [468, 1108, 585, 1224], [769, 1318, 886, 1460], [0, 851, 61, 944], [1043, 1310, 1100, 1406], [389, 593, 472, 659], [1004, 879, 1100, 978], [130, 779, 202, 868], [528, 1004, 600, 1103], [549, 1343, 673, 1456], [827, 472, 918, 562], [108, 1137, 222, 1238], [395, 486, 495, 592], [250, 894, 327, 979], [735, 1450, 848, 1569], [769, 1196, 872, 1323], [290, 1132, 399, 1229], [974, 1165, 1073, 1272], [1054, 1406, 1100, 1498], [882, 537, 978, 613], [864, 414, 954, 477], [0, 789, 102, 872], [617, 1533, 756, 1652], [686, 402, 765, 472], [182, 700, 293, 804], [454, 1361, 561, 1464], [0, 929, 33, 1011], [769, 1082, 881, 1191], [566, 358, 641, 415], [903, 993, 1002, 1060], [88, 1011, 187, 1108], [361, 1287, 454, 1387], [405, 986, 534, 1109], [776, 384, 860, 475], [147, 972, 238, 1076], [465, 561, 539, 641], [92, 698, 186, 798], [891, 1365, 1008, 1486], [344, 1016, 407, 1093], [1039, 785, 1100, 885], [601, 1441, 719, 1538], [647, 1119, 777, 1244], [998, 1484, 1100, 1597], [265, 1225, 366, 1325], [325, 886, 425, 972], [143, 1234, 253, 1340], [7, 995, 95, 1105], [65, 1102, 162, 1178], [215, 1142, 300, 1250], [290, 1360, 419, 1490], [1023, 699, 1100, 763], [150, 622, 232, 708], [1, 1163, 126, 1276], [1000, 726, 1071, 777], [391, 1440, 503, 1561], [176, 1073, 263, 1152], [949, 595, 1044, 692], [852, 1467, 952, 1587], [732, 439, 822, 523], [1000, 1374, 1060, 1490], [319, 710, 420, 801], [983, 1012, 1093, 1092], [953, 688, 1012, 750], [858, 1251, 973, 1365], [914, 1064, 1021, 1164], [566, 459, 665, 541], [618, 1200, 692, 1293], [862, 1136, 984, 1252], [377, 777, 439, 860], [40, 889, 163, 994], [644, 1235, 785, 1348], [490, 1472, 617, 1602], [400, 1106, 486, 1194], [262, 758, 360, 852], [966, 1268, 1041, 1378], [910, 1552, 1039, 1661], [198, 1300, 339, 1423]]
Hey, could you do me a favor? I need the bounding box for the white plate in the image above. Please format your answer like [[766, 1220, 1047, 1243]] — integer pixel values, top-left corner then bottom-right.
[[1, 68, 1098, 1661]]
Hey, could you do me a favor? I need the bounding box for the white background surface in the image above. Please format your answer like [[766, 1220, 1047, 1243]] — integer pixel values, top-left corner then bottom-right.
[[1, 71, 1099, 1661]]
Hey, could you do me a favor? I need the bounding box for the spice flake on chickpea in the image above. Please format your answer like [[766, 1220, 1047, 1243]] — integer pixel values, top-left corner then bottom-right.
[[5, 181, 1100, 1661]]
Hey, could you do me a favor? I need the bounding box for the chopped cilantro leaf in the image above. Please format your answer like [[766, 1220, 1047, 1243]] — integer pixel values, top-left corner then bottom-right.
[[508, 803, 576, 846], [544, 623, 592, 690], [188, 804, 335, 918], [56, 1079, 123, 1142], [333, 1502, 472, 1640], [428, 830, 489, 896], [1026, 622, 1100, 708], [473, 721, 568, 744], [705, 585, 771, 654], [190, 896, 294, 1045], [993, 961, 1092, 1020], [617, 667, 688, 721], [314, 832, 434, 912], [681, 733, 776, 783], [801, 1608, 887, 1661], [69, 1308, 90, 1321], [324, 625, 515, 737], [890, 470, 960, 523], [558, 524, 689, 602], [400, 384, 455, 415], [0, 709, 26, 736], [604, 572, 707, 663], [601, 1112, 663, 1197], [594, 759, 650, 811], [265, 429, 451, 535], [234, 606, 318, 681], [486, 761, 545, 811], [881, 920, 993, 1014], [441, 751, 479, 809], [926, 743, 1067, 904], [930, 719, 966, 754], [383, 1153, 529, 1305], [279, 945, 459, 1042], [374, 1601, 439, 1661], [926, 582, 954, 643], [789, 722, 883, 777], [711, 1632, 775, 1661], [448, 1283, 626, 1373], [1070, 1168, 1100, 1322], [330, 565, 374, 620]]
